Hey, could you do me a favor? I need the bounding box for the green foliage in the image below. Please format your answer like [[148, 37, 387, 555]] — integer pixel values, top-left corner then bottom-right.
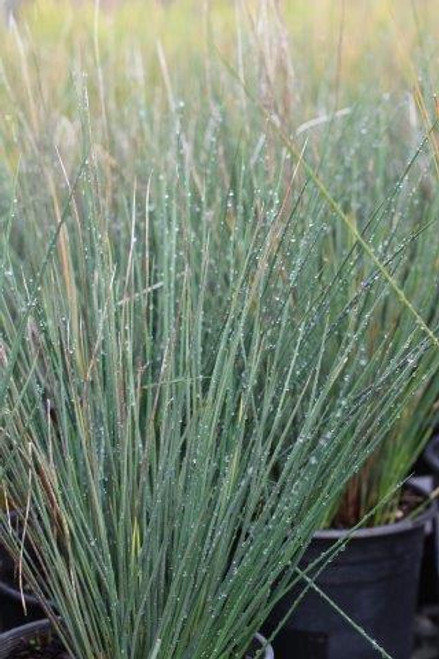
[[0, 3, 439, 658]]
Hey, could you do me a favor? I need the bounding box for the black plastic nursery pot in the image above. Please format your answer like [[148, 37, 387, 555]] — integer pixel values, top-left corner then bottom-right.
[[266, 504, 434, 659]]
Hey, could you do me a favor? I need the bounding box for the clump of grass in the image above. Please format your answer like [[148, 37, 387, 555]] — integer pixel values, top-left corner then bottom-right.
[[1, 99, 438, 657], [0, 3, 439, 657]]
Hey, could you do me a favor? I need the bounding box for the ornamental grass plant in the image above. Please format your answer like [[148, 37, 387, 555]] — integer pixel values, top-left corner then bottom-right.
[[0, 2, 439, 658], [1, 128, 437, 658], [307, 103, 439, 528]]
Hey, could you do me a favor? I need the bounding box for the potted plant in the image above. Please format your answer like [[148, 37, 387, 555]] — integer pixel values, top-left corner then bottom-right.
[[264, 120, 439, 658], [1, 6, 439, 655], [268, 484, 437, 659], [1, 119, 435, 656]]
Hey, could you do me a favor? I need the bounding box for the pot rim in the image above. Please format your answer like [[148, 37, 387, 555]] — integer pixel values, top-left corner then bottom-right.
[[314, 480, 436, 541], [254, 632, 274, 659], [0, 618, 51, 659], [0, 578, 43, 607]]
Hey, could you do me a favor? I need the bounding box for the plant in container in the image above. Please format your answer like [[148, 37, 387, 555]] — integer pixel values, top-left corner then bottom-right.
[[1, 109, 436, 656], [265, 116, 439, 659], [1, 6, 439, 657]]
